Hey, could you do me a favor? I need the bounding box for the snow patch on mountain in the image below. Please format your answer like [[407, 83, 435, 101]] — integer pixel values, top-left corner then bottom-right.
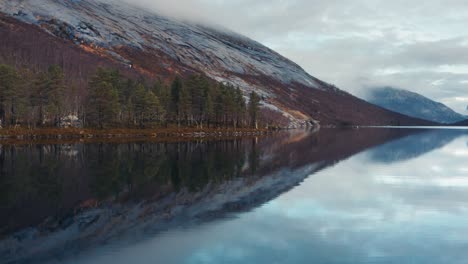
[[0, 0, 323, 90]]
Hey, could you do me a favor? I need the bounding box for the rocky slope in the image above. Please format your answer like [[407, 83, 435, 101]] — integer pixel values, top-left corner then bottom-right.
[[0, 0, 434, 126], [366, 87, 466, 124]]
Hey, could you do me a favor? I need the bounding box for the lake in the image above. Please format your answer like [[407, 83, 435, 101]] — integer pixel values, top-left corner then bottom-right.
[[1, 128, 468, 264]]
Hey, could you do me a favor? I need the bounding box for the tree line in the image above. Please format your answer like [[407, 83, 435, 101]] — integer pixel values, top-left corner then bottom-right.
[[0, 64, 262, 129]]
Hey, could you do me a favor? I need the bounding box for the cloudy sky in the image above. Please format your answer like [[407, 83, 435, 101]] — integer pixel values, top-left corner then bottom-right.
[[126, 0, 468, 113]]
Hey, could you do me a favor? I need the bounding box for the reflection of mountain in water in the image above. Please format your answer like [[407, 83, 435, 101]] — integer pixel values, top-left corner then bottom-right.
[[0, 129, 414, 263], [369, 129, 468, 163]]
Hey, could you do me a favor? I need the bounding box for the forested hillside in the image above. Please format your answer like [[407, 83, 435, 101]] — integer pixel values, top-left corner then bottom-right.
[[0, 64, 262, 129]]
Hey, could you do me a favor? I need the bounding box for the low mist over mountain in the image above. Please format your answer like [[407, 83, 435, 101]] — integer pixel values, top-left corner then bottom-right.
[[366, 87, 466, 124], [0, 0, 433, 126]]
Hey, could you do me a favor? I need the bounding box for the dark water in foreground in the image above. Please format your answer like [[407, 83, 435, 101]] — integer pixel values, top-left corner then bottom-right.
[[1, 128, 468, 264]]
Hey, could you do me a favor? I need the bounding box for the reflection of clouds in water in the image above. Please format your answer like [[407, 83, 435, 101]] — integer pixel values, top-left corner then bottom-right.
[[211, 134, 468, 263], [67, 132, 468, 264], [452, 149, 468, 157]]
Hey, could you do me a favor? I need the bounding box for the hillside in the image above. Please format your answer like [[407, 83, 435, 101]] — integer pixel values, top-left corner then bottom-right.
[[453, 119, 468, 126], [366, 87, 465, 124], [0, 0, 434, 127]]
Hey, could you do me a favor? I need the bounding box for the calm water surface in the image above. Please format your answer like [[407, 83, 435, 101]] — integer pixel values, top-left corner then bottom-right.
[[1, 128, 468, 264]]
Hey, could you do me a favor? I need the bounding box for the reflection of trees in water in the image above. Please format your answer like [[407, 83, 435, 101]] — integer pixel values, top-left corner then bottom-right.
[[87, 140, 256, 199], [0, 128, 416, 238], [0, 139, 260, 234], [0, 145, 65, 208], [249, 138, 260, 174]]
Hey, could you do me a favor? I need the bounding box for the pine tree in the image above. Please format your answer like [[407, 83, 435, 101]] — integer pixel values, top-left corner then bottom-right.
[[179, 83, 192, 125], [15, 68, 34, 127], [145, 90, 164, 124], [32, 72, 49, 126], [119, 79, 136, 126], [170, 76, 183, 125], [132, 84, 147, 127], [31, 65, 66, 127], [86, 70, 120, 129], [224, 84, 237, 127], [152, 80, 170, 125], [234, 87, 246, 128], [248, 91, 261, 129], [132, 84, 164, 127], [214, 84, 226, 126], [0, 65, 19, 127], [46, 65, 66, 127], [204, 85, 215, 128], [187, 74, 210, 127]]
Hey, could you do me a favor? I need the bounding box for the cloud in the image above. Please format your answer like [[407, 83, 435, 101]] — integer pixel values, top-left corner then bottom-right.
[[121, 0, 468, 114]]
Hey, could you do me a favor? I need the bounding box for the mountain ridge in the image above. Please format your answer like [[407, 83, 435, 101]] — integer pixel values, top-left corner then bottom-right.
[[453, 119, 468, 126], [366, 87, 465, 124], [0, 0, 435, 127]]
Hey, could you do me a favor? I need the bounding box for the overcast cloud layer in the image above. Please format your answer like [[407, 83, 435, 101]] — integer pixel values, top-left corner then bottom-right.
[[123, 0, 468, 114]]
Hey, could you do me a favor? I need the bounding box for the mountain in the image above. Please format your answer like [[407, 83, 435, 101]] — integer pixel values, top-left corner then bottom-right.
[[453, 119, 468, 126], [366, 87, 465, 124], [0, 0, 434, 127]]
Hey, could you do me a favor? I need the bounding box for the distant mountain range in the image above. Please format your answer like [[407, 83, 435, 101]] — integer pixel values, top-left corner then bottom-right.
[[454, 119, 468, 126], [366, 87, 466, 124]]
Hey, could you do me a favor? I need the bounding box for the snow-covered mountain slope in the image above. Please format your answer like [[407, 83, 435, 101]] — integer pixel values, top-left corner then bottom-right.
[[0, 0, 320, 88], [0, 0, 435, 126], [366, 87, 466, 124]]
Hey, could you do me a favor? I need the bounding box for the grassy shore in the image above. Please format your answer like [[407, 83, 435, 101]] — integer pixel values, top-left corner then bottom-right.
[[0, 127, 271, 142]]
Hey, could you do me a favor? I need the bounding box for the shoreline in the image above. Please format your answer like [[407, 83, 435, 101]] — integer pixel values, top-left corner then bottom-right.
[[0, 127, 273, 144]]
